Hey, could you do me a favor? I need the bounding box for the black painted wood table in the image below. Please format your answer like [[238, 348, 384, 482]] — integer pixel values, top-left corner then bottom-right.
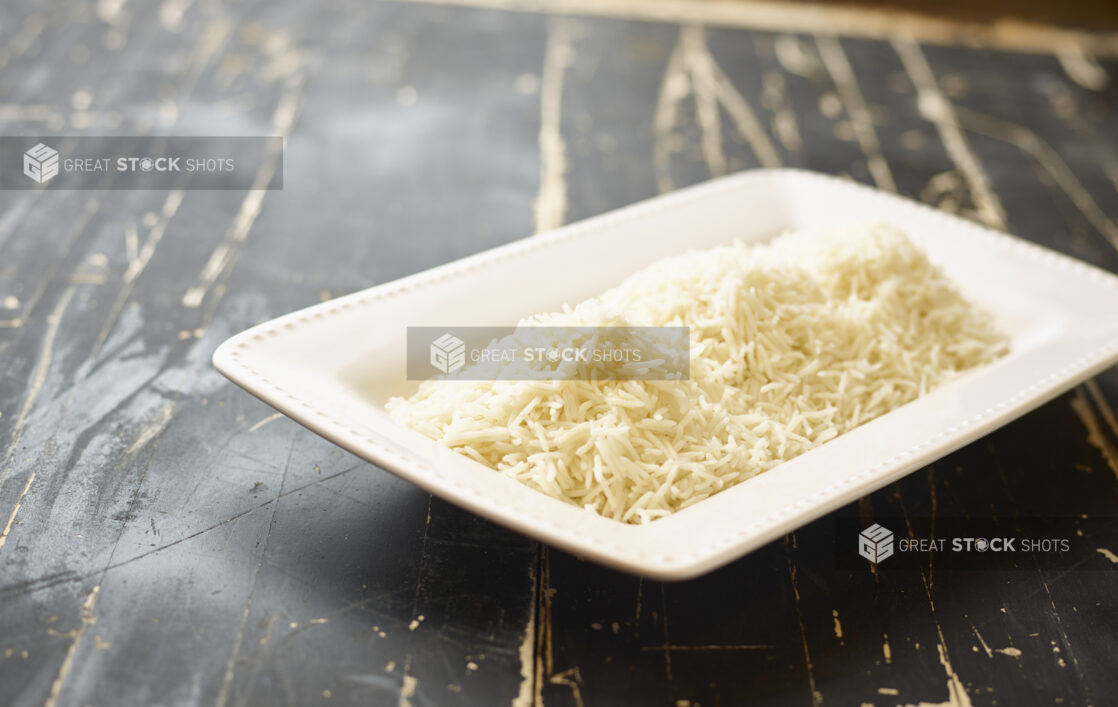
[[2, 1, 1117, 705]]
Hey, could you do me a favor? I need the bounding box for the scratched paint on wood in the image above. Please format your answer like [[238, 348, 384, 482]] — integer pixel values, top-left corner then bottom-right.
[[0, 1, 1116, 706]]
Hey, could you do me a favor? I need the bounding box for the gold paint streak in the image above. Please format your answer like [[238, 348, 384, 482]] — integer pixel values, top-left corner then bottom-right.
[[895, 500, 973, 707], [158, 0, 192, 31], [654, 25, 781, 192], [898, 643, 974, 707], [0, 286, 76, 496], [660, 584, 672, 682], [774, 35, 820, 78], [971, 624, 993, 659], [894, 38, 1006, 229], [0, 104, 62, 123], [183, 74, 303, 308], [653, 29, 691, 194], [1096, 548, 1118, 563], [548, 667, 585, 707], [214, 601, 252, 707], [950, 107, 1118, 253], [398, 674, 418, 707], [640, 643, 773, 651], [788, 553, 822, 706], [1085, 380, 1118, 438], [124, 223, 139, 265], [831, 609, 843, 639], [43, 585, 101, 707], [682, 26, 727, 178], [1057, 44, 1109, 90], [123, 405, 174, 458], [67, 273, 108, 285], [533, 547, 554, 707], [0, 471, 35, 551], [883, 632, 892, 663], [763, 70, 803, 152], [180, 18, 232, 95], [994, 646, 1022, 657], [248, 412, 284, 433], [699, 39, 782, 169], [533, 18, 573, 233], [511, 552, 537, 707], [1070, 387, 1118, 478], [91, 191, 184, 359], [125, 191, 183, 283], [382, 0, 1118, 57], [816, 34, 896, 192]]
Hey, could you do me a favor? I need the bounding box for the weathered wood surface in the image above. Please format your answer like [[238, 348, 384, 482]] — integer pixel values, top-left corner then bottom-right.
[[1, 1, 1117, 705]]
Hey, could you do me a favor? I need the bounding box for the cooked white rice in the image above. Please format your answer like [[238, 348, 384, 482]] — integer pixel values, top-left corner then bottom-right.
[[387, 224, 1009, 524]]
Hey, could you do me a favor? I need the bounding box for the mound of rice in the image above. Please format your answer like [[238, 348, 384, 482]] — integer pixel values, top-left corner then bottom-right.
[[386, 224, 1008, 524]]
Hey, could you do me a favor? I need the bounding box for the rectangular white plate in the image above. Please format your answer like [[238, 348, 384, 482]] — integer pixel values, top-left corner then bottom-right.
[[213, 169, 1118, 581]]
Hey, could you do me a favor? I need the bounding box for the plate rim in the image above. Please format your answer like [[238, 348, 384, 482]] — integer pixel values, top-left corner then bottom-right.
[[214, 168, 1118, 580]]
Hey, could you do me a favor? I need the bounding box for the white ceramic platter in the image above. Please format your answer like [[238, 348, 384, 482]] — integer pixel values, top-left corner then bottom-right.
[[214, 169, 1118, 580]]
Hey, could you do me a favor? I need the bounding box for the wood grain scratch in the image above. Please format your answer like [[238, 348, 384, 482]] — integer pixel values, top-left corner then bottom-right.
[[895, 491, 974, 707], [1070, 386, 1118, 478], [0, 465, 364, 600], [816, 33, 896, 192], [0, 470, 35, 551], [511, 548, 537, 707], [693, 31, 781, 169], [893, 38, 1006, 230], [530, 547, 556, 707], [10, 197, 102, 344], [91, 190, 184, 359], [183, 73, 304, 308], [658, 583, 673, 682], [970, 622, 992, 659], [548, 666, 585, 707], [214, 431, 297, 707], [640, 643, 774, 651], [653, 28, 690, 194], [0, 285, 76, 500], [950, 106, 1118, 254], [682, 26, 727, 178], [43, 584, 101, 707], [397, 496, 433, 707], [533, 17, 573, 233], [1056, 44, 1109, 91], [654, 25, 781, 192], [247, 412, 284, 433], [633, 577, 642, 641], [903, 642, 974, 707], [123, 404, 174, 459], [1037, 576, 1090, 699], [786, 544, 822, 707], [1085, 380, 1118, 440], [761, 70, 802, 151]]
